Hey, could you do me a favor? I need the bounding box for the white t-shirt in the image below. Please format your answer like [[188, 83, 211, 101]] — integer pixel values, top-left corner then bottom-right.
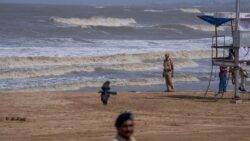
[[112, 135, 136, 141]]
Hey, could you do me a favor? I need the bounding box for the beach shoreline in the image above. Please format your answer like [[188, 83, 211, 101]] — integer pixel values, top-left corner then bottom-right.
[[1, 91, 250, 141]]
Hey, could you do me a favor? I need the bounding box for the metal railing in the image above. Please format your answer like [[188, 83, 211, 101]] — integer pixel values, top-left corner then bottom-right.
[[211, 35, 234, 59]]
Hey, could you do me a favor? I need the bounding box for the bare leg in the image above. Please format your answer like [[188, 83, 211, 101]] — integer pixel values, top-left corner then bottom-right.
[[240, 76, 246, 91], [166, 75, 174, 92], [165, 77, 170, 91]]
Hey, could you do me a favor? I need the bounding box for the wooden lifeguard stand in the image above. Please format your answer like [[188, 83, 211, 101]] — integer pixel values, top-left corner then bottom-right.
[[199, 0, 249, 100]]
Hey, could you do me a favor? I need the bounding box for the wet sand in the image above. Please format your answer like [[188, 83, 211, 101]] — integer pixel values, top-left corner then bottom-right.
[[1, 91, 250, 141]]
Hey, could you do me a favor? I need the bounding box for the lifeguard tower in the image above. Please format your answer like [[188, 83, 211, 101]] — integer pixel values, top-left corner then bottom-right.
[[199, 0, 250, 100]]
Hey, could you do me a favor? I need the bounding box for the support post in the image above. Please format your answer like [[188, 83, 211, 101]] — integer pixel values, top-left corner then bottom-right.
[[234, 0, 240, 99], [215, 26, 218, 58]]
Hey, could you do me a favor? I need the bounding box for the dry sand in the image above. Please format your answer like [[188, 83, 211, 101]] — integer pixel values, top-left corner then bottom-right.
[[1, 91, 250, 141]]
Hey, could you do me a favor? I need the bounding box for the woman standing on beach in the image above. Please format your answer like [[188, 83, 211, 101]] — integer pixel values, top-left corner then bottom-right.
[[163, 53, 174, 92]]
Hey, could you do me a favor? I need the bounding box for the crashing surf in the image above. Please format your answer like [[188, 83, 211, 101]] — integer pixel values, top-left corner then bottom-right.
[[50, 16, 137, 28]]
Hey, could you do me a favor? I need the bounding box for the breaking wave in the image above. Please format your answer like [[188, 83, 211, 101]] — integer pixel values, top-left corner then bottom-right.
[[95, 6, 105, 9], [0, 50, 210, 68], [214, 12, 250, 19], [0, 49, 212, 92], [0, 65, 95, 79], [0, 50, 209, 79], [179, 8, 201, 14], [183, 24, 226, 32], [50, 16, 137, 28], [156, 24, 225, 32], [144, 9, 164, 13]]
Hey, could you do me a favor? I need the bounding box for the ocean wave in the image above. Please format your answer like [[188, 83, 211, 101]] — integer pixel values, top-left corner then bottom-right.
[[179, 8, 201, 14], [214, 12, 250, 19], [0, 50, 210, 68], [50, 16, 137, 28], [183, 24, 226, 32], [0, 49, 209, 91], [0, 50, 209, 79], [95, 6, 105, 9], [156, 24, 224, 32], [0, 38, 212, 57], [95, 59, 198, 72], [203, 12, 250, 19], [144, 9, 164, 13], [0, 65, 95, 79], [0, 60, 198, 80]]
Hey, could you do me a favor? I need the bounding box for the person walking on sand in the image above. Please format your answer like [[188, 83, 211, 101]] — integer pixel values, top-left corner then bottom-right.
[[218, 66, 228, 94], [113, 112, 136, 141], [99, 81, 117, 105], [163, 53, 174, 92]]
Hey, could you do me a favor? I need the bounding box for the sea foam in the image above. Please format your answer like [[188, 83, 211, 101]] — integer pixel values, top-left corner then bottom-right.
[[179, 8, 201, 14], [0, 50, 209, 79], [144, 9, 164, 13], [50, 16, 137, 28]]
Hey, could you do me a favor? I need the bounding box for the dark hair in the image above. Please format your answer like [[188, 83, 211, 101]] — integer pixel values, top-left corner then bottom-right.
[[115, 112, 134, 128], [102, 81, 110, 88], [102, 81, 111, 91]]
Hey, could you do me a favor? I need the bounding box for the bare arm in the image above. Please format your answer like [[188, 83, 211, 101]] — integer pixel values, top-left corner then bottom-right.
[[171, 59, 174, 77]]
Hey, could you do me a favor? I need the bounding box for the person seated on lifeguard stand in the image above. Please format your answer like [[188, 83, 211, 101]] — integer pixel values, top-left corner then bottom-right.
[[227, 48, 235, 60]]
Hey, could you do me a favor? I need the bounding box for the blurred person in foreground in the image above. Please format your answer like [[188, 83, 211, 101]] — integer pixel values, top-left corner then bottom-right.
[[113, 112, 136, 141]]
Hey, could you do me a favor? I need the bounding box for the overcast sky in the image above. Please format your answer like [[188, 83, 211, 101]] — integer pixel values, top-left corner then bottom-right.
[[0, 0, 239, 5], [1, 0, 168, 5]]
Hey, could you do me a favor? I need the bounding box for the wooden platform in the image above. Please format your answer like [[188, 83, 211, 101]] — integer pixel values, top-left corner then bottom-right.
[[212, 58, 235, 67], [211, 45, 234, 49], [212, 59, 250, 66]]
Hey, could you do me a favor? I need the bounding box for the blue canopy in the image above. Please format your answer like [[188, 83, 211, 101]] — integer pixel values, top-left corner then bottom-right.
[[198, 15, 233, 27]]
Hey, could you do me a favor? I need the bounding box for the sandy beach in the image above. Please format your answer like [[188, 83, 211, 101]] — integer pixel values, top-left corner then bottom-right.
[[1, 91, 250, 141]]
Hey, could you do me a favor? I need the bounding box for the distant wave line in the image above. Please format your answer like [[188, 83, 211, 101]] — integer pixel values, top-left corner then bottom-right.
[[50, 16, 137, 28]]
